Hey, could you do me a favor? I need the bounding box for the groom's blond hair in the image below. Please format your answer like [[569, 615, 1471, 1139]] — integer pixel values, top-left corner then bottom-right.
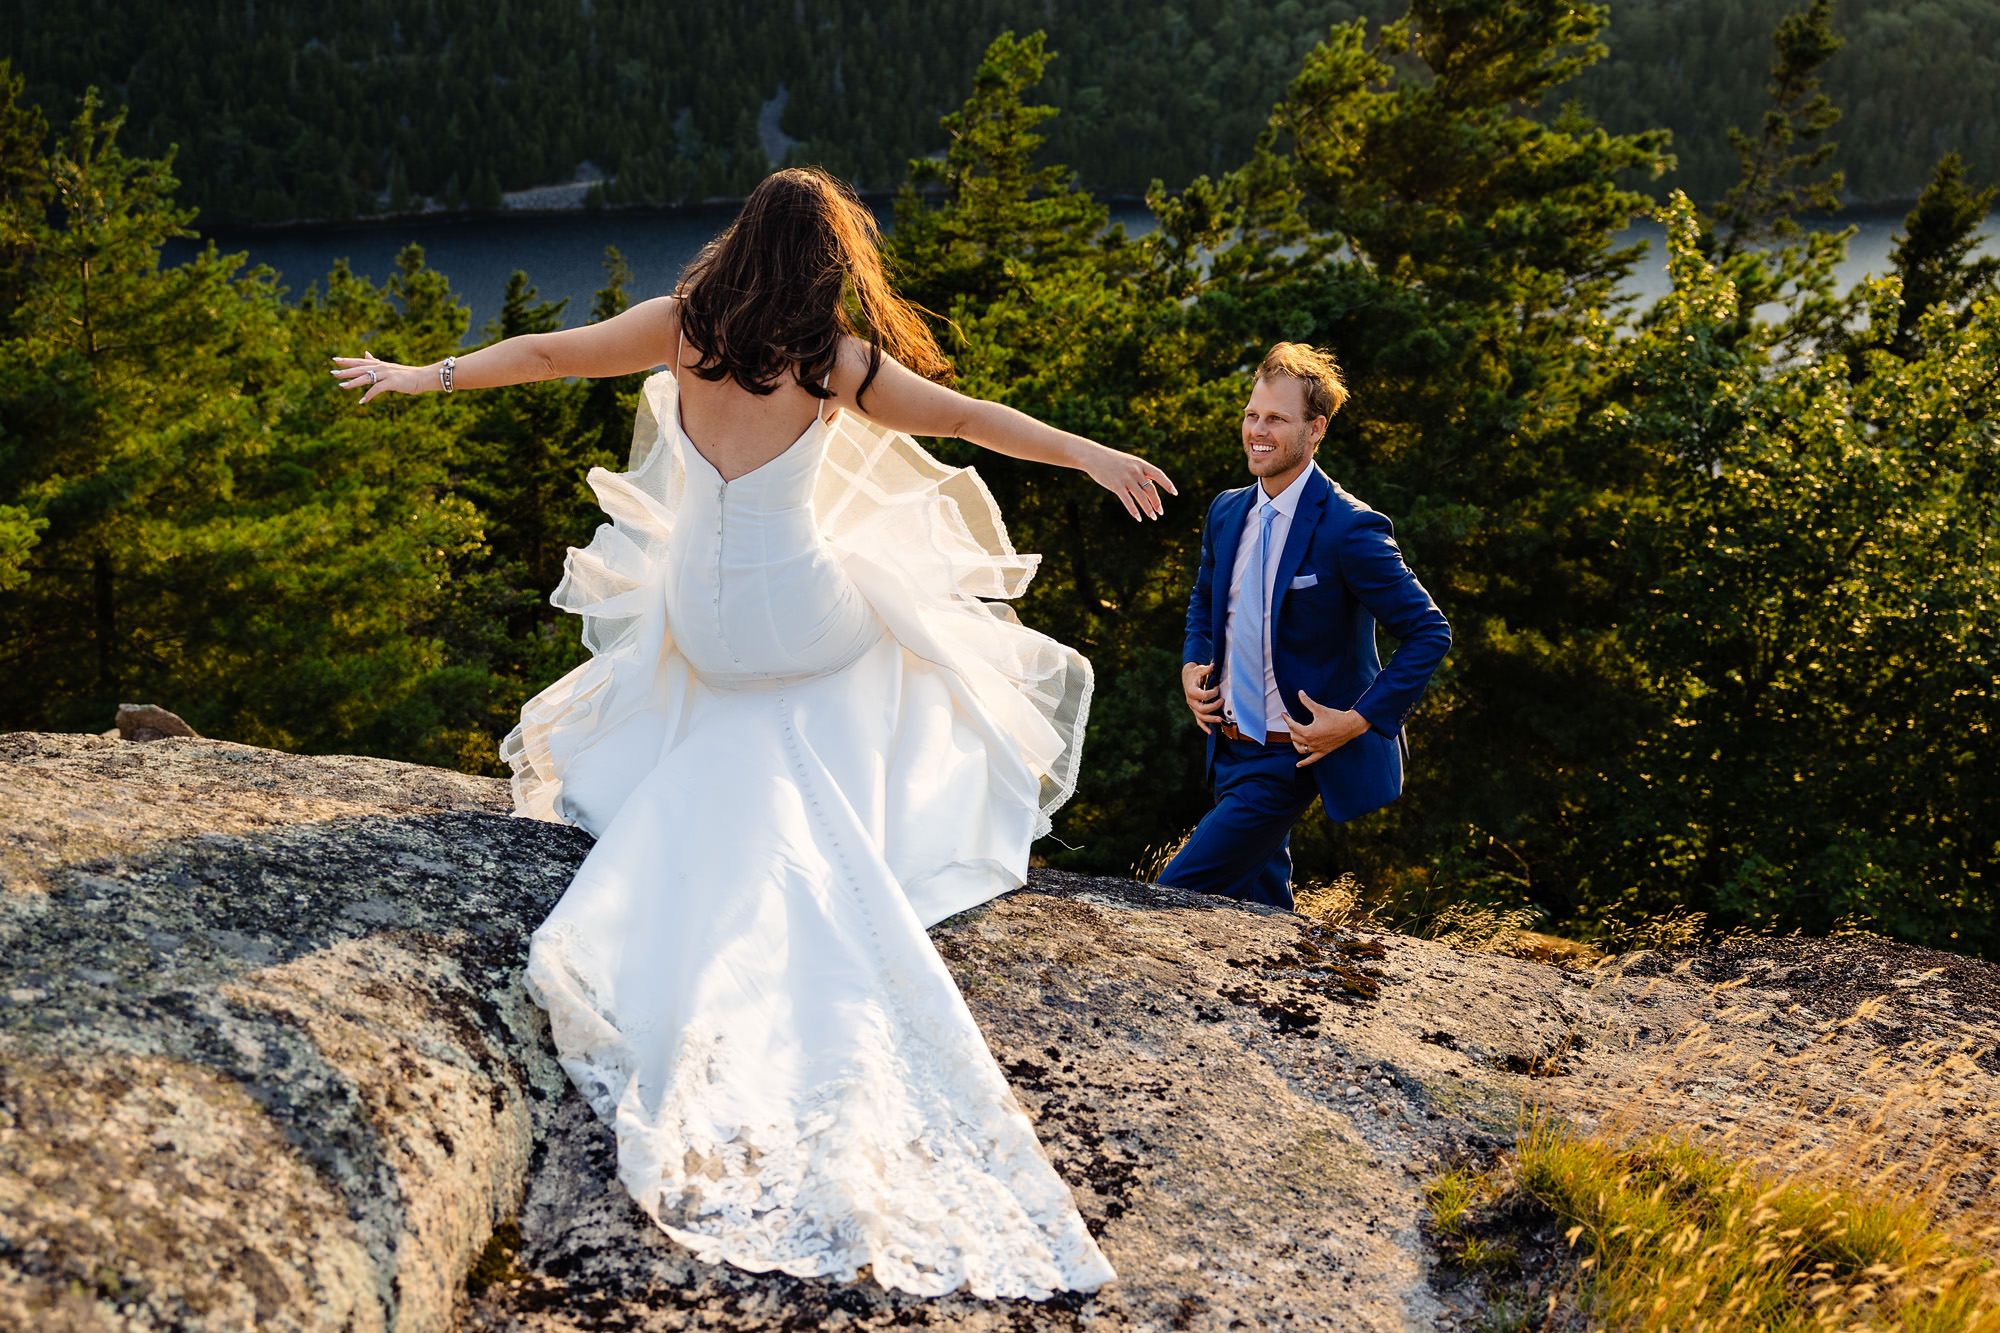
[[1254, 342, 1349, 425]]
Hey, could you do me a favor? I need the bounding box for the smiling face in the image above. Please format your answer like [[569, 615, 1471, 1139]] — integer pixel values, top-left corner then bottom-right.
[[1241, 373, 1326, 495]]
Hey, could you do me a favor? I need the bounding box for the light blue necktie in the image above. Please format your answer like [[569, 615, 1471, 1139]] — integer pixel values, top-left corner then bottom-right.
[[1228, 499, 1277, 735]]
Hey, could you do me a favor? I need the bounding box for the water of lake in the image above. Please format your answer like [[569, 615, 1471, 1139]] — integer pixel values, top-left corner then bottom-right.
[[165, 201, 1996, 334], [1620, 211, 2000, 307], [163, 201, 1158, 333]]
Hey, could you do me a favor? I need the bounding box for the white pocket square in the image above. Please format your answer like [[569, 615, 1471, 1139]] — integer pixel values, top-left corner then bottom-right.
[[1289, 574, 1320, 589]]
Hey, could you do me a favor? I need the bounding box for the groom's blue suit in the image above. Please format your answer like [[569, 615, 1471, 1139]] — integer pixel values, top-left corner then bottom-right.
[[1159, 464, 1451, 909]]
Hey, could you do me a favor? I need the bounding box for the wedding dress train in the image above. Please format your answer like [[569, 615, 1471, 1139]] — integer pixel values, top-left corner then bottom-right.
[[500, 366, 1113, 1298]]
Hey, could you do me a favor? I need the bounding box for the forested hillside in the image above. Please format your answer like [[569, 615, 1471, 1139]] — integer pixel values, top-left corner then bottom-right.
[[0, 0, 1378, 223], [3, 0, 1994, 224], [1571, 0, 2000, 203]]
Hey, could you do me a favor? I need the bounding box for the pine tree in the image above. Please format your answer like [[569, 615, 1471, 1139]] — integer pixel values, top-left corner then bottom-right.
[[1885, 152, 2000, 358], [891, 31, 1108, 317], [888, 33, 1244, 871], [470, 166, 503, 212], [1683, 0, 1856, 355], [0, 61, 46, 587], [462, 271, 579, 605], [0, 60, 47, 333], [729, 108, 767, 194], [1713, 0, 1845, 259], [0, 89, 272, 715], [380, 243, 472, 363]]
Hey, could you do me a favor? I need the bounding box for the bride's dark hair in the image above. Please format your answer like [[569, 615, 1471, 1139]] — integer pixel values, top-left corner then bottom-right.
[[676, 167, 950, 406]]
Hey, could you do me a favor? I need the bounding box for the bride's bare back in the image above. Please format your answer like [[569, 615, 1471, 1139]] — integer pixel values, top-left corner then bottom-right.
[[671, 311, 834, 483]]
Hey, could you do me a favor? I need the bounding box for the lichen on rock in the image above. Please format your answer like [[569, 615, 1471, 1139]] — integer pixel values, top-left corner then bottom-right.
[[0, 734, 587, 1333]]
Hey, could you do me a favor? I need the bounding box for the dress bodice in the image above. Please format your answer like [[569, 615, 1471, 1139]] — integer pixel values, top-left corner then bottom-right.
[[506, 365, 1093, 839], [665, 410, 882, 687]]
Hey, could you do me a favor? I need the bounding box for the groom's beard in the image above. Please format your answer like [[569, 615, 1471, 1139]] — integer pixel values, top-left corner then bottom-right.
[[1244, 427, 1316, 487]]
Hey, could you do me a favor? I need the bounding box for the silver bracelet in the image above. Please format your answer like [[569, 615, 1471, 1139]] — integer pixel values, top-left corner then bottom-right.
[[439, 355, 455, 393]]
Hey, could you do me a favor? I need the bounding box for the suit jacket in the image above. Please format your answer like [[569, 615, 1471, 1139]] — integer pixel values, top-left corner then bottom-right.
[[1183, 464, 1452, 823]]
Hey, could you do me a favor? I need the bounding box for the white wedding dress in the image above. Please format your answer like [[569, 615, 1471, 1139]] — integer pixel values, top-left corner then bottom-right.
[[500, 360, 1114, 1298]]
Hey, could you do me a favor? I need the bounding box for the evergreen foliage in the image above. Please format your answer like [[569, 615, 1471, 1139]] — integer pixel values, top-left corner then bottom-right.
[[1569, 0, 2000, 204], [0, 66, 629, 769], [0, 16, 1996, 954], [1572, 197, 1999, 949], [1885, 154, 2000, 360]]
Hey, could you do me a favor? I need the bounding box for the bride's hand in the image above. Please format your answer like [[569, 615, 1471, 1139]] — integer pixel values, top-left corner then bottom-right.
[[1086, 448, 1178, 521], [331, 352, 429, 404]]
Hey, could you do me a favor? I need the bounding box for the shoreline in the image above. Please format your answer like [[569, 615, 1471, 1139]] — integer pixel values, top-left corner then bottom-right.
[[185, 186, 1959, 237], [179, 185, 1139, 235]]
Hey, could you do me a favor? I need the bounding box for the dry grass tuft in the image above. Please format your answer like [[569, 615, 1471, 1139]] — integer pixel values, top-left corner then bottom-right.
[[1505, 935, 2000, 1333], [1589, 906, 1711, 954], [1560, 963, 2000, 1246], [1429, 1121, 2000, 1331], [1294, 872, 1566, 960], [1130, 832, 1193, 885], [1428, 901, 1546, 954], [1294, 872, 1379, 930]]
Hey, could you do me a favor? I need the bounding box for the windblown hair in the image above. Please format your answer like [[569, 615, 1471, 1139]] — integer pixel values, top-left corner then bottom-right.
[[1254, 342, 1350, 425], [676, 167, 950, 406]]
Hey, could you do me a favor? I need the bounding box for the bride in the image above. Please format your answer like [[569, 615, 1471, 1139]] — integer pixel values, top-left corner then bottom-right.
[[333, 167, 1175, 1300]]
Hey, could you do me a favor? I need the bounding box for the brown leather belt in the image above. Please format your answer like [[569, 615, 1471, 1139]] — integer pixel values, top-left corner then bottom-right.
[[1220, 721, 1293, 746]]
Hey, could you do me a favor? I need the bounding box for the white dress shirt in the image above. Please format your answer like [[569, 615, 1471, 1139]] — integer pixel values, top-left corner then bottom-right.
[[1220, 466, 1313, 734]]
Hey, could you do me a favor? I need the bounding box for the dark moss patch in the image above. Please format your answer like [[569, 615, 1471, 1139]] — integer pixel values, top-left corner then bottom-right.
[[1498, 1052, 1571, 1078], [1423, 1169, 1583, 1329], [466, 1220, 525, 1298], [1218, 922, 1392, 1024]]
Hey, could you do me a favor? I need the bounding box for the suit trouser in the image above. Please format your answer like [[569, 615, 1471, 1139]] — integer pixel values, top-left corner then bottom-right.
[[1156, 734, 1321, 911]]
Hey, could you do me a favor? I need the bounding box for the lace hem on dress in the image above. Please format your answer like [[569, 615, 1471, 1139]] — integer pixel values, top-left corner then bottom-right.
[[527, 919, 1115, 1300]]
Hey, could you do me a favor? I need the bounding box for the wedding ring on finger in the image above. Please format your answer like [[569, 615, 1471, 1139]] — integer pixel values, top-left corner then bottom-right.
[[367, 370, 379, 386]]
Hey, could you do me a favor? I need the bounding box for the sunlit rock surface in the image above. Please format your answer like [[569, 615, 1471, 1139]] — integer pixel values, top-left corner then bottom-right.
[[4, 733, 1996, 1332], [0, 734, 586, 1333]]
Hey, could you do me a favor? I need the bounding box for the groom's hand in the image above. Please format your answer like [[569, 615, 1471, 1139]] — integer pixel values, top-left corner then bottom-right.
[[1182, 662, 1223, 734], [1287, 690, 1371, 767]]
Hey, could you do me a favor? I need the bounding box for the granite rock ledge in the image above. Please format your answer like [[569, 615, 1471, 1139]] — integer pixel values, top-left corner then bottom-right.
[[4, 734, 1997, 1333]]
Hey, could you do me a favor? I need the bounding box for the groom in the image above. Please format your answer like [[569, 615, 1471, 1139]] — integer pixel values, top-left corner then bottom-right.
[[1159, 343, 1451, 910]]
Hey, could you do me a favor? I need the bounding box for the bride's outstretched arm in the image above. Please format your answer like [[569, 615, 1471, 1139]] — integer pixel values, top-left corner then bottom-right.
[[330, 296, 680, 396], [838, 341, 1177, 522]]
